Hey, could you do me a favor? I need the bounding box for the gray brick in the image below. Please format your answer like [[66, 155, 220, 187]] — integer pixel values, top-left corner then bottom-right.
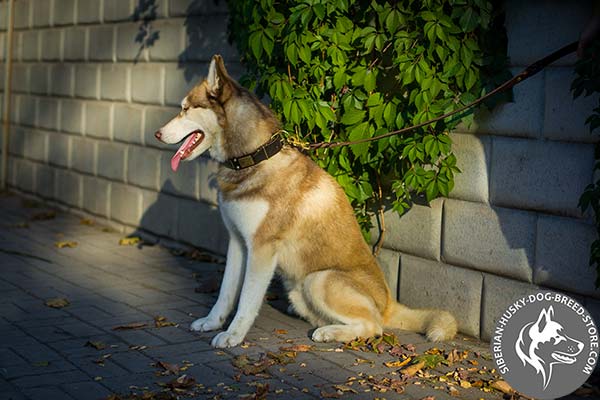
[[159, 149, 198, 198], [116, 22, 144, 61], [143, 105, 179, 148], [14, 0, 31, 29], [37, 97, 60, 130], [84, 101, 112, 138], [0, 34, 4, 62], [545, 67, 600, 143], [0, 2, 6, 30], [20, 30, 39, 61], [41, 29, 63, 61], [164, 63, 199, 106], [181, 16, 238, 62], [177, 197, 227, 254], [442, 199, 535, 282], [77, 0, 102, 24], [22, 387, 75, 400], [50, 64, 74, 96], [481, 273, 539, 341], [32, 0, 52, 27], [449, 132, 490, 203], [169, 0, 228, 16], [75, 64, 99, 99], [63, 26, 87, 60], [55, 169, 82, 207], [96, 141, 126, 181], [127, 145, 160, 189], [18, 96, 37, 126], [70, 136, 96, 174], [36, 163, 56, 198], [12, 64, 30, 93], [140, 189, 178, 237], [104, 0, 133, 22], [371, 199, 442, 261], [62, 382, 112, 400], [198, 156, 219, 204], [113, 103, 142, 144], [100, 64, 130, 101], [149, 20, 184, 61], [376, 248, 400, 299], [132, 63, 164, 104], [110, 183, 141, 225], [29, 64, 48, 94], [399, 254, 482, 337], [53, 0, 76, 26], [60, 99, 83, 133], [9, 127, 26, 157], [48, 131, 71, 167], [14, 158, 35, 193], [83, 176, 110, 216], [24, 129, 47, 162], [89, 25, 114, 61], [535, 215, 600, 298], [490, 137, 593, 217]]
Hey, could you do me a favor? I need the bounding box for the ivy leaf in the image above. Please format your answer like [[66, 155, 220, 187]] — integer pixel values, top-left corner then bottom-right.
[[341, 109, 366, 125]]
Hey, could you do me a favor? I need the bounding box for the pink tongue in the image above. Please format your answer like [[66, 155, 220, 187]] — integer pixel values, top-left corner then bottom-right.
[[171, 133, 200, 172]]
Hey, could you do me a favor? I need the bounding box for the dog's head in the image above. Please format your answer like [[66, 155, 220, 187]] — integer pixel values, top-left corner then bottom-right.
[[155, 55, 232, 171]]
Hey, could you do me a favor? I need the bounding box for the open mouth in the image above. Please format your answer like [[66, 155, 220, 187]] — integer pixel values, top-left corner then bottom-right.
[[171, 130, 205, 172], [552, 351, 577, 364]]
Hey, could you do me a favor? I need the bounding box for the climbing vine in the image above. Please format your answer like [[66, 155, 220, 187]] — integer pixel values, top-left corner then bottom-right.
[[227, 0, 509, 235]]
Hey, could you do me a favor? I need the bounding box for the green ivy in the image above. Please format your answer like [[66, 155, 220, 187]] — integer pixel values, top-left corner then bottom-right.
[[227, 0, 508, 235], [572, 42, 600, 288]]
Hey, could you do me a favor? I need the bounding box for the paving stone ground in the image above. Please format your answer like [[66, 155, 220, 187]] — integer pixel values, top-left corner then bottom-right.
[[0, 192, 595, 400]]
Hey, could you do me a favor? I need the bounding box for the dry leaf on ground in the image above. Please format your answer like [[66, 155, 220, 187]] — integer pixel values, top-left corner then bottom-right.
[[384, 358, 412, 368], [55, 241, 78, 249], [112, 322, 148, 331], [154, 361, 180, 375], [279, 344, 314, 352], [154, 315, 177, 328], [85, 341, 107, 350], [490, 380, 515, 394], [44, 298, 70, 308], [274, 329, 288, 335], [400, 360, 425, 376], [80, 218, 95, 225], [119, 237, 140, 246], [166, 374, 196, 389]]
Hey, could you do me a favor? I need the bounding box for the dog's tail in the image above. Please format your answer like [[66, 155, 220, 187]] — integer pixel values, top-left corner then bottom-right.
[[382, 300, 457, 342]]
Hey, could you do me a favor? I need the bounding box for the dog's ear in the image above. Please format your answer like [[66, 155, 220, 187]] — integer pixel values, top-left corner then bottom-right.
[[207, 55, 231, 100], [534, 307, 552, 333]]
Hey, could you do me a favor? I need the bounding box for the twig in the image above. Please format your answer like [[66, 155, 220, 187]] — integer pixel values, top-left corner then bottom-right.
[[372, 175, 386, 257]]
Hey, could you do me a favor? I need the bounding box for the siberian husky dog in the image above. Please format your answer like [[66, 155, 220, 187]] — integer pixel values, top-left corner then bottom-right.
[[155, 55, 458, 348]]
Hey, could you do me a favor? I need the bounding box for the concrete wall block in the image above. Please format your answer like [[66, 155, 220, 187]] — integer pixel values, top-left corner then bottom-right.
[[159, 150, 198, 199], [467, 67, 544, 138], [14, 0, 31, 29], [0, 2, 6, 30], [53, 0, 76, 26], [24, 130, 48, 162], [143, 106, 179, 148], [32, 0, 52, 27], [127, 145, 160, 189], [176, 197, 227, 255], [60, 99, 83, 134], [110, 182, 141, 225], [41, 29, 63, 61], [371, 199, 442, 261], [480, 274, 539, 341], [18, 96, 37, 127], [545, 67, 600, 143], [75, 65, 99, 99], [84, 102, 112, 139], [169, 0, 228, 16], [535, 215, 600, 298], [36, 163, 56, 199], [180, 16, 237, 62], [20, 30, 40, 61], [63, 27, 87, 61], [77, 0, 102, 24], [505, 0, 590, 67], [164, 63, 199, 106], [14, 158, 36, 193], [442, 199, 535, 282], [50, 64, 74, 97], [490, 137, 593, 217], [149, 20, 184, 61], [116, 23, 144, 61], [70, 136, 96, 175], [12, 64, 30, 94], [399, 254, 483, 337], [140, 189, 178, 238], [198, 156, 219, 205], [0, 34, 4, 62], [48, 132, 71, 168], [449, 132, 490, 203], [88, 25, 115, 61], [100, 64, 130, 101], [376, 248, 400, 300], [37, 98, 60, 131], [104, 0, 133, 22], [83, 176, 110, 216], [9, 127, 26, 157], [29, 64, 48, 95], [113, 103, 142, 144], [55, 169, 82, 207], [97, 141, 126, 181], [131, 64, 164, 104]]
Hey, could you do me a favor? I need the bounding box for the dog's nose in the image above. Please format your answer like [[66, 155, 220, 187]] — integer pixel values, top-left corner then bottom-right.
[[155, 131, 162, 141]]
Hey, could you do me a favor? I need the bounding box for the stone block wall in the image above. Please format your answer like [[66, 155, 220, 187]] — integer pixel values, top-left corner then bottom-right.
[[1, 0, 599, 339]]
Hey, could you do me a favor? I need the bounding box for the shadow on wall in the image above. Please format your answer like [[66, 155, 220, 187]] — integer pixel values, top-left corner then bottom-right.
[[132, 0, 161, 63]]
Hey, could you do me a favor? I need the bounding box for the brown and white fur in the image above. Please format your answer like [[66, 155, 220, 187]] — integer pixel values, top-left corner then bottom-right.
[[156, 55, 458, 348]]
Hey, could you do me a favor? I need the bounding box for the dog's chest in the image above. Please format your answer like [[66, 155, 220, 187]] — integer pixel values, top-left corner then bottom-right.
[[220, 198, 269, 241]]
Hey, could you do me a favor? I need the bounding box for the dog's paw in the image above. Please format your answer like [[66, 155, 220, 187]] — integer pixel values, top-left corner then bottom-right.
[[190, 316, 222, 332], [211, 331, 244, 348], [311, 326, 337, 343]]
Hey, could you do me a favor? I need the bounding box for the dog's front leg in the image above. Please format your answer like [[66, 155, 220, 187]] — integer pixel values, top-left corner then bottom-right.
[[190, 233, 245, 332], [211, 245, 276, 348]]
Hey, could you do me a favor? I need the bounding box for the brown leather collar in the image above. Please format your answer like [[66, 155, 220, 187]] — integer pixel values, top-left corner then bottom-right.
[[221, 135, 285, 170]]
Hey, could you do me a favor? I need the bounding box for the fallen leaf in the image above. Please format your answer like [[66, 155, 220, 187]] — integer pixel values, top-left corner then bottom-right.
[[400, 360, 425, 376], [459, 380, 471, 388], [85, 341, 107, 350], [274, 329, 288, 335], [80, 218, 95, 225], [154, 315, 177, 328], [414, 353, 445, 368], [154, 361, 180, 375], [112, 322, 147, 331], [94, 376, 102, 381], [30, 210, 56, 220], [403, 343, 416, 352], [279, 344, 314, 352], [490, 380, 515, 395], [44, 298, 70, 308], [166, 374, 196, 389], [267, 351, 296, 365], [320, 390, 342, 398], [55, 241, 78, 249], [448, 386, 460, 396], [419, 397, 435, 400], [232, 355, 272, 376], [384, 358, 412, 368], [333, 384, 357, 394], [129, 345, 148, 351], [119, 236, 140, 246]]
